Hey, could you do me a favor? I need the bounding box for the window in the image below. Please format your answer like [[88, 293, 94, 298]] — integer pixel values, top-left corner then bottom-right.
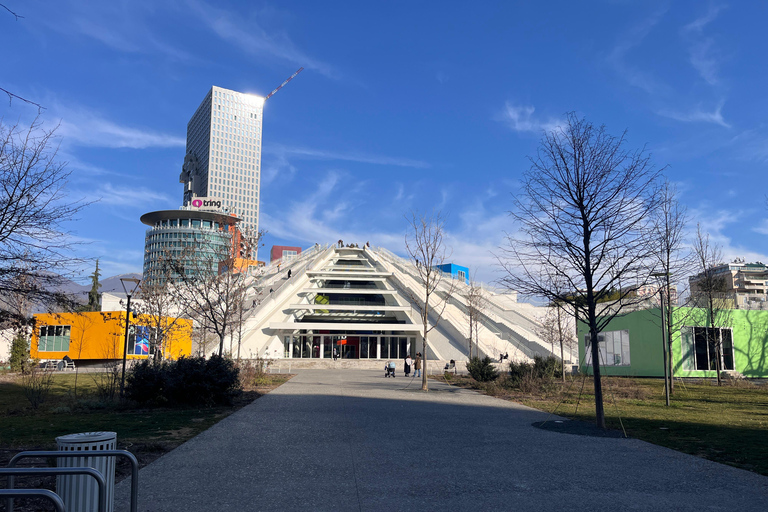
[[584, 330, 630, 366], [127, 326, 152, 356], [680, 327, 734, 371], [38, 325, 71, 352], [457, 270, 466, 281]]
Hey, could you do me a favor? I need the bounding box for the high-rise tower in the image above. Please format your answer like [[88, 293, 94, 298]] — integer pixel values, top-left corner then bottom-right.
[[180, 86, 263, 235]]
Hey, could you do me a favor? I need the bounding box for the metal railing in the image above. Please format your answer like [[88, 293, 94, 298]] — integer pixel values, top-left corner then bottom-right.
[[2, 467, 106, 512], [0, 489, 66, 512], [6, 449, 139, 512]]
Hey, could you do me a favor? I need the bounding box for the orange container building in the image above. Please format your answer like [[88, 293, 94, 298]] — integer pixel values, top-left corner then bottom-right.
[[31, 311, 193, 364]]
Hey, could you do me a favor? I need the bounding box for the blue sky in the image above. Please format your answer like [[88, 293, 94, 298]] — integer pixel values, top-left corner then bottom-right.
[[2, 0, 767, 284]]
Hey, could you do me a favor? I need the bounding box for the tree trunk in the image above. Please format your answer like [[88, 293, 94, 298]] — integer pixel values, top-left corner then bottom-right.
[[421, 294, 429, 391], [715, 329, 722, 386], [421, 335, 428, 391], [557, 307, 565, 383], [589, 324, 606, 429], [218, 332, 225, 357]]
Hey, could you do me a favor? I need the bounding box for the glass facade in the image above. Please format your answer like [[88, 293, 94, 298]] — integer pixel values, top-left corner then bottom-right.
[[282, 334, 416, 360], [184, 86, 264, 236], [142, 212, 234, 286]]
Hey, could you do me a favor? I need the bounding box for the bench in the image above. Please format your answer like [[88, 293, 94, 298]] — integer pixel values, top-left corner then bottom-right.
[[42, 360, 76, 371]]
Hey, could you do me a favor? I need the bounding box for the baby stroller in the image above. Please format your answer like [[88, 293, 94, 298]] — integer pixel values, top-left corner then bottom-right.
[[384, 362, 396, 378]]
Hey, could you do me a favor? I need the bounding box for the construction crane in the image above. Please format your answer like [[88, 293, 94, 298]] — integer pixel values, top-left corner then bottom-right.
[[264, 67, 304, 101]]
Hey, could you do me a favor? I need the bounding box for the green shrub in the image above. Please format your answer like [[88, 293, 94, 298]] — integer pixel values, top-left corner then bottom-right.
[[10, 332, 31, 373], [125, 359, 168, 405], [533, 355, 562, 380], [22, 367, 55, 409], [467, 356, 498, 382], [238, 358, 272, 389], [126, 355, 241, 407], [508, 355, 562, 391]]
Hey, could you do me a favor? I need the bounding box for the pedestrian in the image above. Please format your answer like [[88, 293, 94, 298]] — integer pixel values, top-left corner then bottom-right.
[[404, 354, 412, 377], [287, 269, 292, 279], [333, 347, 338, 361], [269, 287, 273, 294], [414, 352, 422, 377], [278, 262, 281, 272]]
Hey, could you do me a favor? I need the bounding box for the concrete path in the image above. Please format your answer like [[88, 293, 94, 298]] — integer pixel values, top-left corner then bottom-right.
[[115, 370, 768, 511]]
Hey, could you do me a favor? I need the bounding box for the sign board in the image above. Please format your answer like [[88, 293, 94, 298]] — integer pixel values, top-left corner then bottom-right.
[[189, 197, 223, 210]]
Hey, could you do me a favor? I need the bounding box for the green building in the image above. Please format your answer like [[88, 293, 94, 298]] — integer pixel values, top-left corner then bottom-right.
[[577, 308, 768, 378]]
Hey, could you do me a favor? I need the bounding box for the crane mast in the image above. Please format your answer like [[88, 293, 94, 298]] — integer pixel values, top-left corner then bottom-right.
[[265, 67, 304, 100]]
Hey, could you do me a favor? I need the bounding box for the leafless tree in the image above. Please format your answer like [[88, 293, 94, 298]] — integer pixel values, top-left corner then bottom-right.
[[538, 302, 574, 382], [690, 224, 730, 386], [649, 180, 697, 394], [498, 114, 663, 428], [1, 3, 47, 110], [0, 117, 88, 326], [63, 311, 96, 398], [464, 277, 485, 360], [405, 211, 455, 391], [132, 251, 187, 361], [171, 229, 264, 357]]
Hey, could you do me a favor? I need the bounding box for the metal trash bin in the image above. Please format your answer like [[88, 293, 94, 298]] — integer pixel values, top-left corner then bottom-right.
[[56, 431, 117, 512]]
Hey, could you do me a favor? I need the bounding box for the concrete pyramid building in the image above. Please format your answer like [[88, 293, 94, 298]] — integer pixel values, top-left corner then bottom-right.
[[232, 244, 576, 366]]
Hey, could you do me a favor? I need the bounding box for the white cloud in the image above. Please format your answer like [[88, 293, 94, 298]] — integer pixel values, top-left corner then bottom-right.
[[38, 1, 194, 61], [682, 4, 724, 34], [754, 219, 768, 236], [186, 0, 336, 78], [266, 144, 430, 169], [53, 105, 185, 149], [657, 102, 731, 128], [499, 103, 562, 134], [681, 4, 726, 86], [689, 207, 768, 264], [82, 183, 173, 207], [607, 9, 669, 94]]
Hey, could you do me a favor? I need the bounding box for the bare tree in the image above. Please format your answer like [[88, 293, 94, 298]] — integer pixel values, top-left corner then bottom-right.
[[405, 211, 455, 391], [464, 277, 485, 360], [538, 302, 574, 382], [690, 224, 730, 386], [499, 114, 663, 428], [0, 117, 88, 326], [171, 229, 263, 357], [133, 251, 187, 361], [64, 312, 96, 398], [650, 180, 696, 395], [1, 4, 46, 111]]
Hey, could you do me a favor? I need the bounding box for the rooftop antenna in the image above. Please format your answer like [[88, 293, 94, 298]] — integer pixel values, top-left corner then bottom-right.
[[264, 67, 304, 101]]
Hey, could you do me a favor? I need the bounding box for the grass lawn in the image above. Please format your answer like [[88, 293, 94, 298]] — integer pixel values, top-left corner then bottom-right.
[[0, 371, 293, 466], [434, 374, 768, 476]]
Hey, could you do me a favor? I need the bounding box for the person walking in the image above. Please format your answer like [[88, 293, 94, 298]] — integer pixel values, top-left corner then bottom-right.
[[287, 269, 292, 279], [333, 347, 338, 361], [404, 354, 412, 377], [413, 353, 422, 378]]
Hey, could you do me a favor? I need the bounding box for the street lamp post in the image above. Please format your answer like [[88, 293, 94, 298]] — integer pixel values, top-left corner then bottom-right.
[[651, 272, 671, 406], [120, 277, 141, 399]]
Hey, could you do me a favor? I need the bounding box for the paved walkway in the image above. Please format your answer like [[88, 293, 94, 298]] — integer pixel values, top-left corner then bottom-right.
[[115, 370, 768, 511]]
